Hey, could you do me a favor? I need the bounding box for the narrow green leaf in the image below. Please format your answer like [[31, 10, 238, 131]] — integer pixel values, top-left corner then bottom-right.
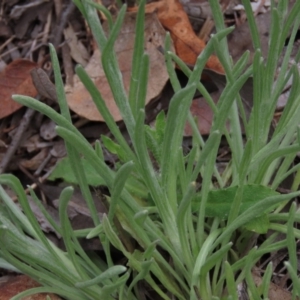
[[224, 261, 238, 300], [108, 161, 135, 222], [75, 265, 127, 287]]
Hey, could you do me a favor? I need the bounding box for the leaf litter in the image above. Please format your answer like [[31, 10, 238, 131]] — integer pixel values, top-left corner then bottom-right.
[[0, 0, 300, 299], [0, 59, 38, 119], [65, 12, 173, 121]]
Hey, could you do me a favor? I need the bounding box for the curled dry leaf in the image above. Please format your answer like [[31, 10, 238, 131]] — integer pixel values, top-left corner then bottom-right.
[[128, 0, 224, 74], [31, 68, 57, 102], [0, 59, 38, 119], [66, 12, 173, 121], [63, 24, 90, 67]]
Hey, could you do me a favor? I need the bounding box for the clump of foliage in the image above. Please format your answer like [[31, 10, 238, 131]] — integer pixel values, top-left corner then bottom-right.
[[1, 0, 300, 299]]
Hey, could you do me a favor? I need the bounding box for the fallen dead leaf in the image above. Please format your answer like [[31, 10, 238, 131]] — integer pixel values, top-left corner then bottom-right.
[[21, 134, 46, 153], [184, 68, 253, 136], [64, 23, 90, 67], [12, 1, 53, 39], [128, 0, 224, 74], [0, 20, 13, 38], [228, 1, 296, 63], [44, 184, 106, 250], [50, 140, 67, 158], [252, 268, 299, 300], [19, 147, 49, 170], [66, 12, 172, 121], [227, 10, 270, 63], [184, 90, 221, 136], [31, 68, 57, 102], [0, 59, 38, 119], [16, 195, 59, 235], [40, 119, 57, 140], [0, 275, 61, 300]]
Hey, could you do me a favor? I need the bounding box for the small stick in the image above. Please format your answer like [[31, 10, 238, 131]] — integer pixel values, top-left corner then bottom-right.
[[0, 107, 35, 174], [52, 1, 75, 48]]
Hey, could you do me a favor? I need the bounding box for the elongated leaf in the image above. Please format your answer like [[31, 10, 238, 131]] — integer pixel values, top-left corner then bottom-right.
[[192, 184, 278, 219], [49, 157, 105, 186]]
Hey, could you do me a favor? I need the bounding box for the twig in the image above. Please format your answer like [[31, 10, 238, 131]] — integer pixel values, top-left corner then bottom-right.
[[0, 108, 35, 174], [52, 1, 75, 48]]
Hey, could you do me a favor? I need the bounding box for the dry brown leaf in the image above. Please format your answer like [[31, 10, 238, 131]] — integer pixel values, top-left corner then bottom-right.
[[31, 68, 57, 102], [0, 20, 13, 38], [12, 1, 53, 39], [64, 24, 90, 67], [40, 119, 57, 140], [228, 1, 295, 63], [21, 134, 44, 153], [0, 59, 38, 119], [184, 90, 221, 136], [0, 275, 62, 300], [227, 11, 270, 63], [128, 0, 224, 73], [184, 68, 253, 136], [252, 268, 299, 300], [19, 148, 49, 170], [16, 196, 58, 235], [66, 12, 173, 121]]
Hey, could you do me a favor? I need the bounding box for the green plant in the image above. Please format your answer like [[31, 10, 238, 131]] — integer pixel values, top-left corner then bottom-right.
[[1, 0, 300, 299]]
